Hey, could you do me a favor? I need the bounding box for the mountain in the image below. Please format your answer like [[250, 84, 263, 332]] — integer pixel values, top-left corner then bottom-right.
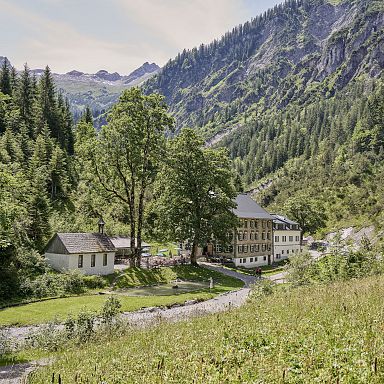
[[144, 0, 384, 232], [19, 62, 159, 123], [51, 62, 160, 122], [0, 56, 11, 67], [145, 0, 383, 134]]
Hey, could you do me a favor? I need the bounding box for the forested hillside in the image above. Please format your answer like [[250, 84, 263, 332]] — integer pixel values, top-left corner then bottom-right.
[[145, 0, 384, 232]]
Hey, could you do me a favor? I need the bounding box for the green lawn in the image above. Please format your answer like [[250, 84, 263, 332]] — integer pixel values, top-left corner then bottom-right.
[[28, 274, 384, 383], [0, 266, 242, 326]]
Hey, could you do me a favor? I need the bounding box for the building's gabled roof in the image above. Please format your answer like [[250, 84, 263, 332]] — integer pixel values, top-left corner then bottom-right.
[[110, 236, 150, 249], [271, 214, 300, 228], [45, 233, 116, 254], [233, 194, 274, 219]]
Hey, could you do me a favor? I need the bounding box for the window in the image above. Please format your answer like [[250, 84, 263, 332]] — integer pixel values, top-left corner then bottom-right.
[[227, 245, 234, 253], [263, 256, 267, 261], [239, 258, 242, 264], [275, 236, 279, 242], [250, 220, 254, 228], [262, 232, 266, 240], [282, 236, 287, 242], [282, 250, 284, 254], [262, 244, 266, 252], [103, 253, 108, 266], [237, 232, 242, 241], [267, 221, 271, 228], [254, 256, 258, 262], [91, 254, 96, 267], [243, 232, 248, 241], [296, 236, 300, 242], [289, 236, 293, 242], [244, 245, 248, 253], [267, 232, 271, 240], [262, 221, 266, 229], [276, 254, 281, 259], [267, 244, 271, 251], [216, 244, 222, 253], [287, 250, 289, 254], [250, 257, 253, 262], [250, 232, 254, 241], [238, 245, 243, 253], [78, 255, 83, 268], [255, 244, 260, 252], [244, 220, 248, 228], [255, 232, 259, 240], [243, 258, 246, 263]]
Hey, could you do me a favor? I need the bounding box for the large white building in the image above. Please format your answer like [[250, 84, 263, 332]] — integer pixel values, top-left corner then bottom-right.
[[272, 214, 302, 261]]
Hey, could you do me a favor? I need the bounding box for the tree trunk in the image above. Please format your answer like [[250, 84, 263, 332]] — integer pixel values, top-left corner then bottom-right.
[[191, 241, 199, 266], [136, 181, 146, 268]]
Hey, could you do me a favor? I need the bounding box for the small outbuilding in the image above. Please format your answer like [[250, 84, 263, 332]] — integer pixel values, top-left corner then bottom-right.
[[44, 232, 116, 275]]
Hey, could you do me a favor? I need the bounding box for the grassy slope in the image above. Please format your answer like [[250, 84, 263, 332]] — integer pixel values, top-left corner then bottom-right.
[[30, 274, 384, 383], [0, 266, 242, 326]]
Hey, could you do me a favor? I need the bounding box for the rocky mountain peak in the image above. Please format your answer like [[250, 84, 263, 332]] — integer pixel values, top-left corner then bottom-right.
[[66, 70, 84, 77], [124, 62, 160, 84], [95, 70, 122, 81], [0, 56, 11, 67]]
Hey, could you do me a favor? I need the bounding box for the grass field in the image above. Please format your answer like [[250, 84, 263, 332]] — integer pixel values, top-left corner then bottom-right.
[[28, 274, 384, 383], [0, 266, 242, 326]]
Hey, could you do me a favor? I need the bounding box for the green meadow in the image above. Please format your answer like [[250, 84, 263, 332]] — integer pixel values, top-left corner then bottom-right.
[[28, 274, 384, 383]]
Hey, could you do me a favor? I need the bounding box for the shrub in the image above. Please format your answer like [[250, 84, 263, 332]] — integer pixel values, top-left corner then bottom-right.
[[100, 296, 122, 325], [62, 270, 86, 295], [83, 275, 108, 290]]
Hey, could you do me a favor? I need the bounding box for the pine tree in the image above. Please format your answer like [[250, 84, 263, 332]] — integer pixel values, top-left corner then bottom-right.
[[0, 60, 12, 96], [16, 64, 36, 138], [38, 66, 59, 141]]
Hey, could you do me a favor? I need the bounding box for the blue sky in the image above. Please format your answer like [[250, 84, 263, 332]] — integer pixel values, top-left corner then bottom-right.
[[0, 0, 283, 74]]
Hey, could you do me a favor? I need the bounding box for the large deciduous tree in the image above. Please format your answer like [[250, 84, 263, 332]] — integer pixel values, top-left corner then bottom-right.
[[154, 128, 237, 265], [283, 194, 327, 234], [94, 88, 173, 266]]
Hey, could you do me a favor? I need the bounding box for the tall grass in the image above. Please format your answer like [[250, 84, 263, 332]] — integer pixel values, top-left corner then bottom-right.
[[29, 274, 384, 383]]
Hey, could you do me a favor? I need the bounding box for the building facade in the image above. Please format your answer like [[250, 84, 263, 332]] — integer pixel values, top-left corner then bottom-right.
[[216, 194, 274, 268], [272, 214, 302, 261], [44, 232, 116, 275]]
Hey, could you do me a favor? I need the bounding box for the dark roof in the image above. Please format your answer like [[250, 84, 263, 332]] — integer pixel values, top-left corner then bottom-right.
[[233, 194, 274, 219], [45, 233, 116, 254], [271, 214, 300, 226], [110, 237, 150, 249]]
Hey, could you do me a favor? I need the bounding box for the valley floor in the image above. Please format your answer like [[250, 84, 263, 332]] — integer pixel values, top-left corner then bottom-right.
[[26, 272, 384, 383]]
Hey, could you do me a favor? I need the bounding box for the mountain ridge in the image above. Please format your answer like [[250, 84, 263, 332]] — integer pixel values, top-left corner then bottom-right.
[[144, 0, 383, 136]]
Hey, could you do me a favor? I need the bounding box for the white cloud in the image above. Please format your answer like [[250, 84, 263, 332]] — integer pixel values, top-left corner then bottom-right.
[[0, 0, 254, 73], [116, 0, 249, 51]]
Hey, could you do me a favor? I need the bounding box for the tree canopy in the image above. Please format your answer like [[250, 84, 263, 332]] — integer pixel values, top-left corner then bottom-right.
[[154, 128, 237, 264]]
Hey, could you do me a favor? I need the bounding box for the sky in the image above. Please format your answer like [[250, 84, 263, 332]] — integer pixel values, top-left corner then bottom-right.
[[0, 0, 283, 75]]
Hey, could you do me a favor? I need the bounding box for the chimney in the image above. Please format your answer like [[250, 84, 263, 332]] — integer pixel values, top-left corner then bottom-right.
[[98, 218, 105, 234]]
